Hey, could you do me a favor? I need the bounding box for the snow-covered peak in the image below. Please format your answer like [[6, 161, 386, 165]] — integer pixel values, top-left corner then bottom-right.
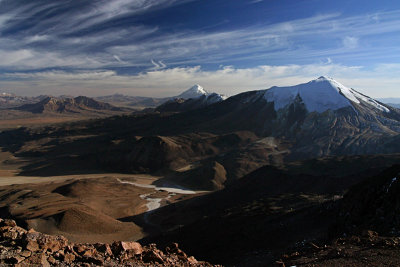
[[1, 92, 15, 97], [263, 77, 390, 113], [177, 84, 209, 99]]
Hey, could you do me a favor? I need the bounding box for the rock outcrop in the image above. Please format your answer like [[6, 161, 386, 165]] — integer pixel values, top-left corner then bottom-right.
[[0, 218, 216, 266]]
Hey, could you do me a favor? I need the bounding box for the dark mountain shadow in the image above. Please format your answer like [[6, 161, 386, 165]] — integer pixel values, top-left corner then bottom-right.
[[129, 164, 400, 266]]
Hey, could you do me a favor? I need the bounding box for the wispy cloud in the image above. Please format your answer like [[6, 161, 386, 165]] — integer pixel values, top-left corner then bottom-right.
[[342, 36, 359, 49], [150, 59, 167, 70], [1, 1, 400, 97], [249, 0, 263, 4], [113, 55, 124, 63], [2, 6, 400, 72]]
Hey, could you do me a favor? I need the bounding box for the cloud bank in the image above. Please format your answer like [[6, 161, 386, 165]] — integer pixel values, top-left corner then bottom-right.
[[3, 63, 400, 98]]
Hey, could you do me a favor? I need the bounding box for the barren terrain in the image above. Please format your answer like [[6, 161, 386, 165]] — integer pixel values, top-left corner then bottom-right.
[[0, 93, 399, 265], [0, 148, 204, 244]]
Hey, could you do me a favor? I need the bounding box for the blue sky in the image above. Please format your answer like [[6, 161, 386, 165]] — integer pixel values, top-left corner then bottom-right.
[[0, 0, 400, 97]]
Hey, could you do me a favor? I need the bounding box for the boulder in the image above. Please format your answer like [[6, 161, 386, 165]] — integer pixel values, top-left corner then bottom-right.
[[167, 242, 187, 258], [6, 255, 24, 264], [3, 219, 17, 227], [24, 232, 68, 253], [62, 252, 75, 264], [20, 250, 31, 258], [112, 241, 143, 256], [142, 248, 164, 264], [95, 243, 113, 256], [73, 244, 88, 255], [25, 240, 39, 252], [22, 252, 50, 267]]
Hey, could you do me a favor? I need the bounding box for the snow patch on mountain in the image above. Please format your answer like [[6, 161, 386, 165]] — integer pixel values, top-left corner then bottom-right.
[[205, 93, 228, 104], [264, 76, 390, 113]]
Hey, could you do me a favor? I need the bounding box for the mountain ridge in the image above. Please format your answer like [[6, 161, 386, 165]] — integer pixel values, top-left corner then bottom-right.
[[16, 96, 123, 114]]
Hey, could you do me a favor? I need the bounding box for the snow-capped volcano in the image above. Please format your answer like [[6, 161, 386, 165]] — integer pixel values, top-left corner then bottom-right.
[[177, 84, 209, 99], [264, 76, 389, 113], [157, 91, 227, 113]]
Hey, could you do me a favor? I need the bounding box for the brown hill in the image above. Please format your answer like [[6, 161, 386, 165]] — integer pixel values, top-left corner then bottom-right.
[[16, 96, 123, 114]]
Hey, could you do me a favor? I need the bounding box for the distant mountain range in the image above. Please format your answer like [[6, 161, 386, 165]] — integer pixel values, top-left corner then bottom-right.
[[0, 93, 48, 108], [149, 76, 400, 157], [0, 85, 227, 121], [155, 85, 227, 112], [95, 84, 226, 110], [94, 94, 169, 109], [377, 98, 400, 108], [16, 96, 124, 114], [6, 76, 395, 189]]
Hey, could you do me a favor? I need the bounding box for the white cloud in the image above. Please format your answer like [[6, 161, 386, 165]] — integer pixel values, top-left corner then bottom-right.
[[2, 63, 400, 98], [150, 59, 167, 70], [4, 70, 116, 80], [1, 3, 400, 99], [1, 7, 400, 71], [25, 35, 50, 43], [342, 36, 359, 49], [0, 49, 105, 69]]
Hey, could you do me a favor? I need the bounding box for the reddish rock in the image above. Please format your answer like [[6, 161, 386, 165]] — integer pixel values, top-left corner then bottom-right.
[[62, 252, 75, 264], [121, 241, 143, 254], [7, 255, 24, 264], [20, 250, 31, 258], [23, 252, 50, 267], [47, 255, 56, 264], [167, 242, 187, 258], [95, 243, 113, 255], [0, 226, 11, 233], [83, 255, 104, 265], [25, 232, 68, 253], [112, 241, 143, 256], [3, 219, 17, 227], [56, 249, 65, 256], [142, 249, 165, 264], [82, 247, 97, 258], [2, 230, 18, 240], [188, 256, 198, 264], [0, 217, 215, 267], [25, 240, 39, 252], [74, 244, 87, 254]]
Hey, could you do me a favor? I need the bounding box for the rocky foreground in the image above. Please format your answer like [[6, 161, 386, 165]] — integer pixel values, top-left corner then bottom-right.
[[280, 230, 400, 266], [0, 218, 216, 266]]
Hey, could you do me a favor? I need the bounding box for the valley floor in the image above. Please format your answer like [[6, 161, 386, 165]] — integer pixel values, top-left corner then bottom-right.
[[0, 149, 205, 244]]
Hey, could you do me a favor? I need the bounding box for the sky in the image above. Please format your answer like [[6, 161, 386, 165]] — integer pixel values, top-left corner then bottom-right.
[[0, 0, 400, 98]]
